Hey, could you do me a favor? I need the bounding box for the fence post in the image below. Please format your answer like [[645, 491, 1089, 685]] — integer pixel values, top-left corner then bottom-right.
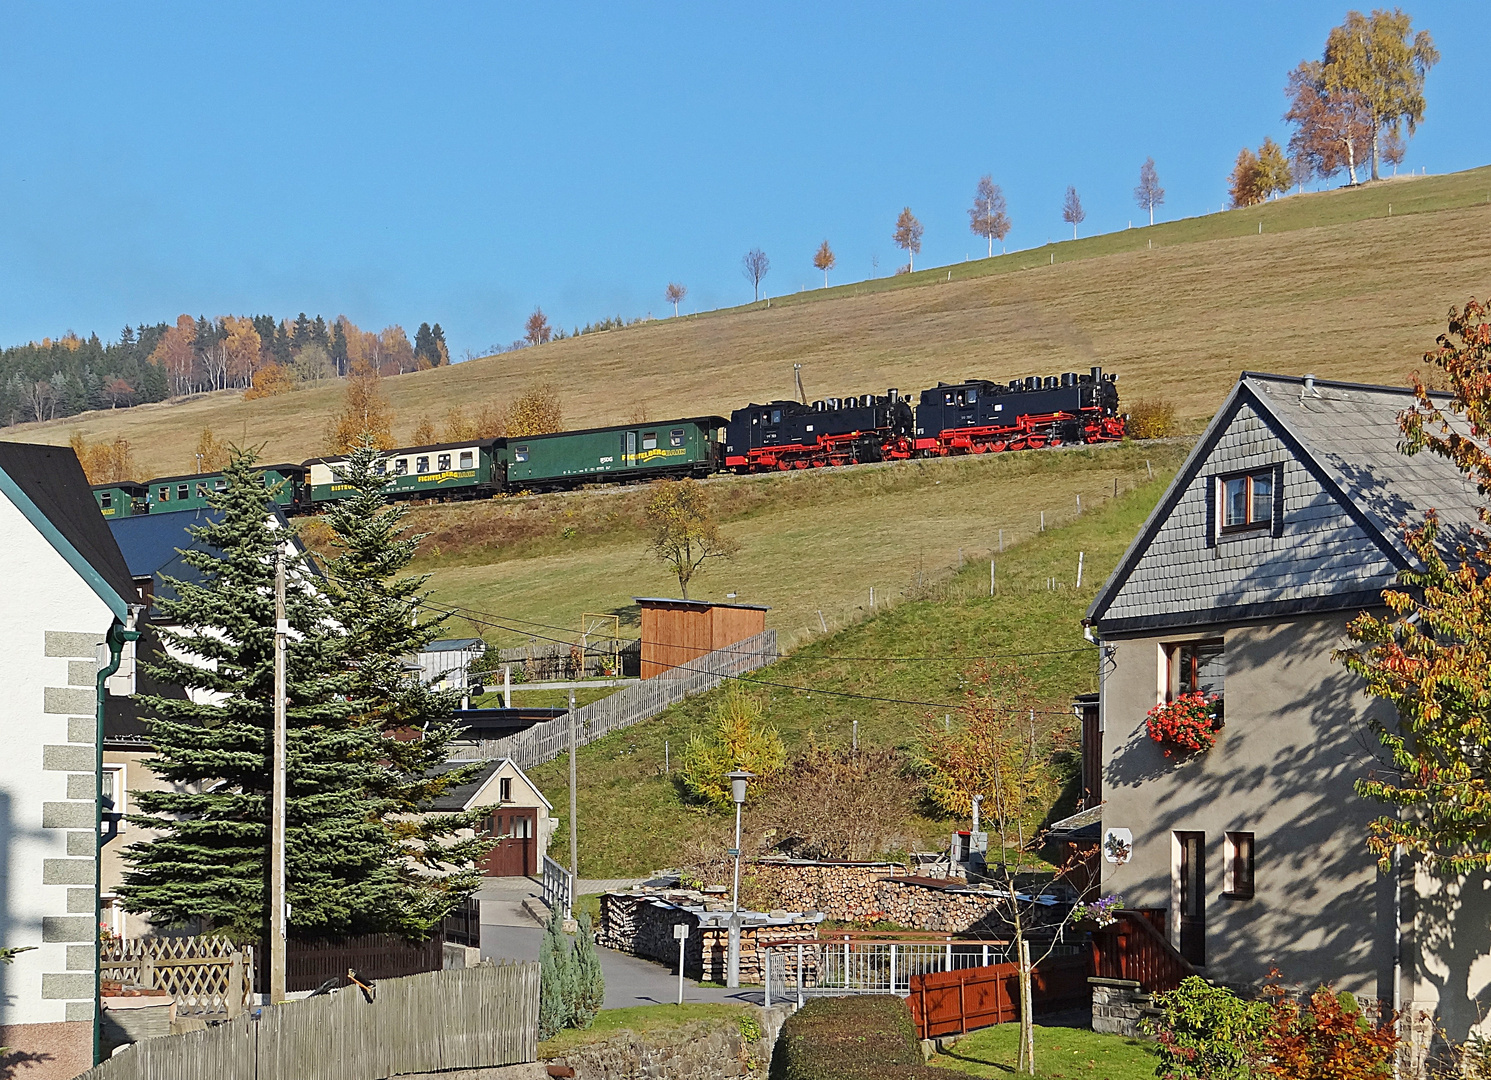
[[763, 948, 771, 1008], [982, 943, 989, 967], [796, 943, 804, 1007], [227, 951, 244, 1019], [140, 953, 155, 991], [890, 944, 897, 992], [946, 939, 953, 972]]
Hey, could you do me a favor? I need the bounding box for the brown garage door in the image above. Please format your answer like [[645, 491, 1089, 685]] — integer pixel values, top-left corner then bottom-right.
[[480, 808, 538, 877]]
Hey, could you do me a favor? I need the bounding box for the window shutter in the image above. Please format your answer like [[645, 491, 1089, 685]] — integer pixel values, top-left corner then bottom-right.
[[1204, 475, 1218, 549], [1272, 463, 1285, 538]]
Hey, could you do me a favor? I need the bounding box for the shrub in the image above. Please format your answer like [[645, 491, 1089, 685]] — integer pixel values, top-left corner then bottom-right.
[[1127, 397, 1177, 439], [1149, 976, 1269, 1080], [1261, 985, 1398, 1079], [769, 995, 945, 1080], [538, 906, 574, 1040], [569, 912, 605, 1029]]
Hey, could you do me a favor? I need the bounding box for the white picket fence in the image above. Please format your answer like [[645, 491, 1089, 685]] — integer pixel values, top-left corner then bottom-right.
[[470, 630, 778, 768]]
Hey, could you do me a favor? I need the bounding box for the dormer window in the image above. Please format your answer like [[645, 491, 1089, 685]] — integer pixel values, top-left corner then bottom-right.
[[1221, 469, 1273, 532]]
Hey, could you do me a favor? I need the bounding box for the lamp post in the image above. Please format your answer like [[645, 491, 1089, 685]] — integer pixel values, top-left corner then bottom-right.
[[725, 769, 753, 989]]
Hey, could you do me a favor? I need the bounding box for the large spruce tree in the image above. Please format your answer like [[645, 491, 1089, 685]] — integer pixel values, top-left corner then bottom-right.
[[120, 449, 411, 942], [320, 436, 488, 931]]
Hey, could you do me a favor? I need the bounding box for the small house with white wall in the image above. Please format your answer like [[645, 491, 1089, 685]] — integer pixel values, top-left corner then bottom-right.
[[431, 759, 554, 877], [414, 638, 488, 691], [0, 442, 141, 1078]]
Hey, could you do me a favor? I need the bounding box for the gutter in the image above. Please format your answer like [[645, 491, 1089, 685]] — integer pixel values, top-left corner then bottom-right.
[[94, 610, 141, 1067]]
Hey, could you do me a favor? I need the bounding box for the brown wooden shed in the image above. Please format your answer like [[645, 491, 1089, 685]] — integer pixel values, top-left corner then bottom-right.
[[634, 597, 770, 679]]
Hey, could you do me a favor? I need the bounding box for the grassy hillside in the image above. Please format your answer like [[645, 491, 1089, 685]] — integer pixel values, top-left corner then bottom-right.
[[406, 440, 1191, 651], [9, 167, 1490, 478], [528, 465, 1178, 878]]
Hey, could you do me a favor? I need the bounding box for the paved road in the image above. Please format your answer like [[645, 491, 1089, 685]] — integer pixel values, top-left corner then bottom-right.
[[475, 876, 763, 1009]]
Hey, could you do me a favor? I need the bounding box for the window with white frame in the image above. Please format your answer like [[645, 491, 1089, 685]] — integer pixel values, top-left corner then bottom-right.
[[102, 763, 126, 831], [499, 777, 512, 803]]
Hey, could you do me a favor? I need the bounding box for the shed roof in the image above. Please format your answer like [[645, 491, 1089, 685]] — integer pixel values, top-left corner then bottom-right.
[[1087, 372, 1481, 631], [0, 441, 137, 617], [633, 597, 771, 611], [421, 638, 486, 652]]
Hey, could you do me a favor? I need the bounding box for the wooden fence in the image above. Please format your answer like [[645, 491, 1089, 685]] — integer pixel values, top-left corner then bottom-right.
[[906, 954, 1090, 1039], [471, 630, 778, 767], [102, 937, 253, 1020], [78, 961, 540, 1080], [254, 933, 446, 995], [1090, 909, 1196, 994]]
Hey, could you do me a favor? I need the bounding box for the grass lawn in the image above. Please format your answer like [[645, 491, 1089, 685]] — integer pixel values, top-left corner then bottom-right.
[[537, 1002, 758, 1056], [16, 164, 1490, 477], [930, 1023, 1159, 1080], [526, 462, 1181, 877]]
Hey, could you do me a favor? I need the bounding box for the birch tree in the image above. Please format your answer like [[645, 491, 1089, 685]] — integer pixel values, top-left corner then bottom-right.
[[968, 176, 1011, 256]]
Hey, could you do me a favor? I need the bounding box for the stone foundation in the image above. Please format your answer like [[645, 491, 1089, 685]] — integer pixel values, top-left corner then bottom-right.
[[1090, 978, 1153, 1037]]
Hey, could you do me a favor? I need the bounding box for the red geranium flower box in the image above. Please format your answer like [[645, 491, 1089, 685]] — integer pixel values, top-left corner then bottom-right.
[[1145, 693, 1222, 756]]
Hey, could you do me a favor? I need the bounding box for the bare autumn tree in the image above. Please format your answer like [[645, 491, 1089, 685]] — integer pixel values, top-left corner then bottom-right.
[[524, 308, 552, 346], [892, 207, 923, 272], [1285, 59, 1374, 186], [968, 176, 1011, 257], [1061, 186, 1085, 239], [644, 478, 738, 599], [1321, 9, 1438, 181], [812, 240, 836, 288], [1133, 158, 1165, 226], [664, 282, 687, 316], [741, 248, 770, 301]]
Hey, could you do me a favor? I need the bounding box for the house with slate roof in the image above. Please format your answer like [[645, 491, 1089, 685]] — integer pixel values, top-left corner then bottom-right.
[[429, 758, 555, 877], [0, 442, 141, 1078], [1084, 372, 1491, 1060]]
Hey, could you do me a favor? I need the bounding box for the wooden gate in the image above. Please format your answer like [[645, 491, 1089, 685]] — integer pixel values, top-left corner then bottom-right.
[[481, 807, 538, 876]]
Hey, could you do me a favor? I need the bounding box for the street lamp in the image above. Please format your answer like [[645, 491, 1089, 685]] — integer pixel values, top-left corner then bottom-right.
[[725, 769, 753, 990]]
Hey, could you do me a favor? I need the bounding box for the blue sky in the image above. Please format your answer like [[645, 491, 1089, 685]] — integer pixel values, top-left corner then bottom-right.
[[0, 2, 1480, 357]]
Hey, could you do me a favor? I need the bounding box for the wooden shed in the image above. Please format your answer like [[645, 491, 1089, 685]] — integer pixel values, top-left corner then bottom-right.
[[635, 597, 769, 679]]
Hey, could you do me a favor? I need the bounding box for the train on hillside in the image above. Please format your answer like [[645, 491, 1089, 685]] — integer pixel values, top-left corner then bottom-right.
[[91, 366, 1124, 518]]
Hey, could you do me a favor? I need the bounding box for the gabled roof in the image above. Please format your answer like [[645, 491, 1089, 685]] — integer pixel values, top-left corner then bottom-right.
[[1087, 372, 1481, 633], [0, 442, 136, 618], [428, 758, 552, 812]]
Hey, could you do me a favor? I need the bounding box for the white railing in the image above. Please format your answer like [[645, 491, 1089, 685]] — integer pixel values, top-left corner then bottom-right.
[[761, 937, 1084, 1007], [542, 854, 573, 919]]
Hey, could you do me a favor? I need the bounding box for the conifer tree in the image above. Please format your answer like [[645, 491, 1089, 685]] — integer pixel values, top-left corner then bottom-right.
[[570, 912, 605, 1028], [539, 907, 574, 1039], [120, 448, 411, 942], [320, 436, 489, 930]]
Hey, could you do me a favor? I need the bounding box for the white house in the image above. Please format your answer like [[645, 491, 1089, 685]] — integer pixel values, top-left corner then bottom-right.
[[0, 442, 140, 1078], [431, 759, 555, 878]]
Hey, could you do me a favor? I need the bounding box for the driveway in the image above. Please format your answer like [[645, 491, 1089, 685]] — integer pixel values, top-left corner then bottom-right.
[[476, 876, 764, 1009]]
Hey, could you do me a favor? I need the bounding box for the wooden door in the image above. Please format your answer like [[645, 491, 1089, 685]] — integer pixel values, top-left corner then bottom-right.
[[480, 809, 538, 877], [1177, 832, 1206, 967]]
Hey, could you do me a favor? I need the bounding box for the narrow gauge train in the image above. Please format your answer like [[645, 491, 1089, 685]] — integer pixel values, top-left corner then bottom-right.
[[90, 366, 1122, 517]]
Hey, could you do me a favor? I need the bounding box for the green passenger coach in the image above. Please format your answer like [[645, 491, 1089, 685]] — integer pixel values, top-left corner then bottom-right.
[[304, 441, 499, 504], [146, 464, 307, 513], [499, 416, 725, 490], [92, 481, 148, 518]]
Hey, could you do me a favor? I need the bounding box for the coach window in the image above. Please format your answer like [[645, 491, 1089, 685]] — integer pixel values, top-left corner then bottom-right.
[[1221, 469, 1273, 532], [157, 487, 170, 502], [394, 459, 408, 475], [374, 460, 386, 475], [642, 432, 657, 451], [416, 456, 430, 474], [197, 483, 208, 498], [215, 479, 226, 491], [514, 446, 528, 463], [437, 453, 451, 470], [670, 429, 685, 448], [177, 484, 190, 501], [459, 451, 474, 469], [100, 492, 113, 509]]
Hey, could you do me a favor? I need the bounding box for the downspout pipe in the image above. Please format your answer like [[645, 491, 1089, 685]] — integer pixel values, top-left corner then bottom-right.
[[94, 612, 141, 1067]]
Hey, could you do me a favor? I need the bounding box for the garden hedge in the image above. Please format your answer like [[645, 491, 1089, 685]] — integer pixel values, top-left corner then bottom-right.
[[768, 995, 947, 1080]]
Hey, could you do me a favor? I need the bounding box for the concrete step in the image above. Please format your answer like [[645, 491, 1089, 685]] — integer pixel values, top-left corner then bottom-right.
[[521, 896, 553, 928]]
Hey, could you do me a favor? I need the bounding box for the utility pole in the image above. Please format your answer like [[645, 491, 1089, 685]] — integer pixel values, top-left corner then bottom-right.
[[270, 543, 288, 1004], [568, 687, 578, 914]]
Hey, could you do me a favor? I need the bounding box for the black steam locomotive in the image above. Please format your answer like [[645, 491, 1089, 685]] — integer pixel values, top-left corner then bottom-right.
[[724, 366, 1122, 472]]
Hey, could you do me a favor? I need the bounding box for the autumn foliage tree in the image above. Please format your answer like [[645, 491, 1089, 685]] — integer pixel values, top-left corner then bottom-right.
[[242, 361, 294, 400], [664, 282, 687, 316], [1321, 8, 1438, 182], [69, 432, 136, 484], [325, 370, 395, 452], [1339, 296, 1491, 873], [192, 427, 231, 473], [1286, 59, 1375, 186], [968, 175, 1012, 257], [1228, 139, 1292, 208], [644, 478, 737, 599], [524, 308, 552, 346], [812, 241, 836, 288], [1061, 187, 1086, 239], [892, 208, 923, 271], [505, 382, 564, 438]]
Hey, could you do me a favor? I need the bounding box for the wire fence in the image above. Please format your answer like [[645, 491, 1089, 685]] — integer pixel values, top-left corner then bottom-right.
[[469, 630, 777, 767]]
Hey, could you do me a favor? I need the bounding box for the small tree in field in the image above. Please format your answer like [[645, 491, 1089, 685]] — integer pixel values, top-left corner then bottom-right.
[[325, 370, 395, 452], [1339, 296, 1491, 874], [664, 282, 687, 316], [1134, 157, 1165, 225], [968, 175, 1011, 256], [1321, 9, 1438, 181], [892, 207, 923, 271], [644, 477, 738, 600], [1229, 147, 1264, 208], [525, 308, 552, 346], [506, 382, 564, 437], [1061, 186, 1085, 239], [812, 240, 836, 287], [741, 248, 770, 301]]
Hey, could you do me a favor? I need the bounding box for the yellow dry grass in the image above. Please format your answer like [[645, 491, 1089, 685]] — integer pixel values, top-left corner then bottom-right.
[[8, 167, 1491, 479]]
